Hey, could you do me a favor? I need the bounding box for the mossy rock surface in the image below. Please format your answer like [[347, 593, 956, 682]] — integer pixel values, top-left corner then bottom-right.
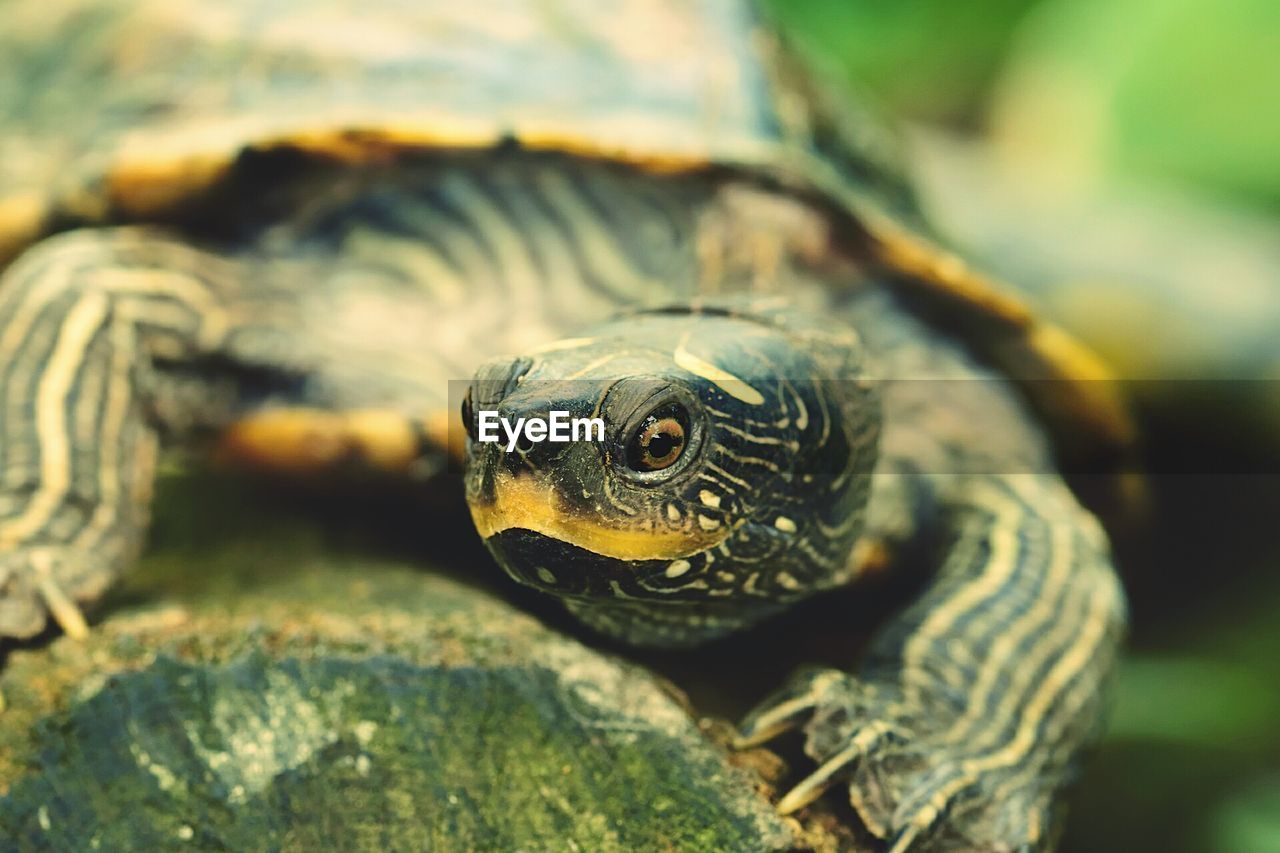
[[0, 479, 805, 851]]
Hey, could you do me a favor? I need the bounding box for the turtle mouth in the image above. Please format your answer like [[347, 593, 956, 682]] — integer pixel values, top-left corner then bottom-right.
[[481, 528, 785, 647], [483, 528, 712, 600], [468, 470, 731, 561]]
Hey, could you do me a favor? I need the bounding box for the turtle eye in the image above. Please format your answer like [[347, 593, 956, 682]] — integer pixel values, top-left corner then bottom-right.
[[626, 404, 689, 472]]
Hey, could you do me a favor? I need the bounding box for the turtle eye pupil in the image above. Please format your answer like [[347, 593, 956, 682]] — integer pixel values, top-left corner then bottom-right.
[[647, 432, 677, 460], [626, 405, 689, 472]]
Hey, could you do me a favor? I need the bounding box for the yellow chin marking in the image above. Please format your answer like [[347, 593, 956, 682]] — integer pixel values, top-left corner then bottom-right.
[[673, 338, 764, 405], [470, 472, 730, 561]]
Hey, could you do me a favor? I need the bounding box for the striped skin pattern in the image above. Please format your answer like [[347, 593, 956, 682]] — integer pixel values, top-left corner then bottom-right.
[[0, 155, 717, 639], [461, 215, 1129, 847], [466, 305, 881, 643], [0, 155, 1125, 850], [0, 233, 242, 637], [745, 475, 1126, 850]]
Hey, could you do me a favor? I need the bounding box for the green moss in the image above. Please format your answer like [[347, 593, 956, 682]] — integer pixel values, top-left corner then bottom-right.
[[2, 654, 791, 850], [0, 473, 797, 850]]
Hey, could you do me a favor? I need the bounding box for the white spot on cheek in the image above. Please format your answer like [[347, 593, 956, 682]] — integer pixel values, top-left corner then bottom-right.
[[665, 559, 692, 578], [698, 515, 721, 531], [666, 503, 682, 522], [698, 490, 721, 509], [774, 517, 797, 533]]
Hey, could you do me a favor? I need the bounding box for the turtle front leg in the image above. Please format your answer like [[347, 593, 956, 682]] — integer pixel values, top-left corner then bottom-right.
[[0, 229, 240, 639], [740, 474, 1126, 850]]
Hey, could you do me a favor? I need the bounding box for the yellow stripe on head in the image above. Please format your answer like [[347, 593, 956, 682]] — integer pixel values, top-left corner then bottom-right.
[[471, 470, 730, 561], [673, 337, 764, 405]]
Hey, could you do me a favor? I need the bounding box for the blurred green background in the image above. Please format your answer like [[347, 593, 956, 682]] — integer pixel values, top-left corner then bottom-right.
[[766, 0, 1280, 212], [764, 1, 1280, 851]]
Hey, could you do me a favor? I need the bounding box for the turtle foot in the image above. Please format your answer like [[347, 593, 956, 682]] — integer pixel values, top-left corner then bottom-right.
[[737, 666, 1058, 852], [0, 545, 97, 640]]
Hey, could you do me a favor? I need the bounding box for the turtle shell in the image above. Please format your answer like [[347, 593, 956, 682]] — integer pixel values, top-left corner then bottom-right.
[[0, 0, 1133, 474]]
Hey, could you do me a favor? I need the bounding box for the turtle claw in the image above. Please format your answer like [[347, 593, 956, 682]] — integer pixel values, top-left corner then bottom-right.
[[884, 789, 946, 853], [738, 665, 908, 824], [777, 718, 903, 816], [36, 573, 90, 640], [735, 667, 845, 748], [0, 546, 97, 641], [741, 667, 1058, 850], [776, 738, 864, 814]]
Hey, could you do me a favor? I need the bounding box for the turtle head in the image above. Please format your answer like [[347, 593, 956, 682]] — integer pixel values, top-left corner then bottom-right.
[[463, 306, 881, 647]]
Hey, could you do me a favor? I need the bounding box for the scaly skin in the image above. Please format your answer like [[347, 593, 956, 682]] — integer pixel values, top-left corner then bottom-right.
[[466, 298, 1126, 849], [0, 153, 1125, 850]]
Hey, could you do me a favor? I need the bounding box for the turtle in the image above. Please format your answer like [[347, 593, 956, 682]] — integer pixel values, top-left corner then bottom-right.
[[0, 0, 1131, 849], [0, 510, 805, 851]]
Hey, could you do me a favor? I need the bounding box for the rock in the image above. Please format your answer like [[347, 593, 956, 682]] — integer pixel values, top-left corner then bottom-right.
[[0, 477, 808, 851]]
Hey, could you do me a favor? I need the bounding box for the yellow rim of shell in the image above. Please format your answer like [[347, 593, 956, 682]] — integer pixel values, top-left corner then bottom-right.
[[0, 121, 1135, 465]]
